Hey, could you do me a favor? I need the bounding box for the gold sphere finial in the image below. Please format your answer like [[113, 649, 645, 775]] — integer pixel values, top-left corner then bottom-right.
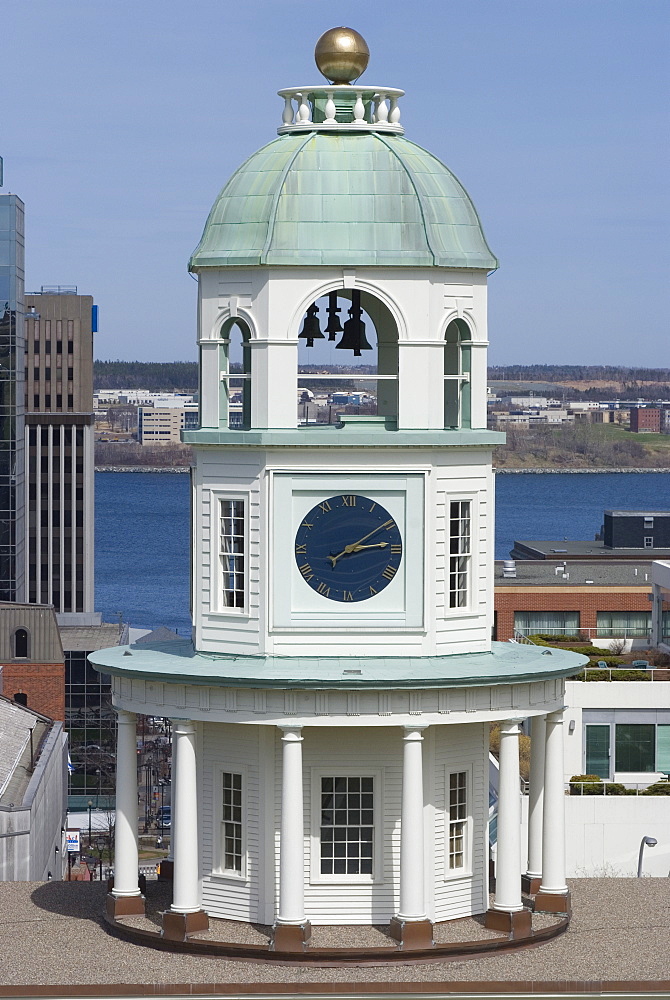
[[315, 27, 370, 84]]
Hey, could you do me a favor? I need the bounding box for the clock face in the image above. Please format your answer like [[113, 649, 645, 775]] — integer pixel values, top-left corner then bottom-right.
[[294, 494, 403, 603]]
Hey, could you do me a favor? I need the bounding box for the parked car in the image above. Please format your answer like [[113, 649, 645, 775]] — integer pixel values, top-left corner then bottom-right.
[[157, 806, 171, 829]]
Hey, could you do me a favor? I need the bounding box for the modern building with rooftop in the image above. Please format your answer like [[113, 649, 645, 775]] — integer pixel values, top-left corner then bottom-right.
[[91, 29, 586, 955]]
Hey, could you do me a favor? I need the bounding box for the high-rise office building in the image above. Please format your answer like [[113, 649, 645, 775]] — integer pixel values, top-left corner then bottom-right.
[[0, 167, 26, 603], [23, 288, 98, 623]]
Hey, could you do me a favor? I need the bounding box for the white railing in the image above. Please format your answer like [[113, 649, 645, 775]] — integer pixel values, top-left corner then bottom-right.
[[562, 780, 670, 796], [513, 626, 657, 643], [277, 85, 404, 135]]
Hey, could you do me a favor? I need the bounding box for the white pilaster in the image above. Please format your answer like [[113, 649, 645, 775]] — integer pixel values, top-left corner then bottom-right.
[[526, 714, 546, 879], [199, 341, 222, 428], [539, 710, 568, 896], [170, 719, 201, 913], [277, 726, 305, 924], [250, 341, 297, 428], [492, 719, 523, 912], [468, 341, 489, 429], [397, 342, 445, 429], [397, 726, 428, 920], [112, 709, 141, 898]]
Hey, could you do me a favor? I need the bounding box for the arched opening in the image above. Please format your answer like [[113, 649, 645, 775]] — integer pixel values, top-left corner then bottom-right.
[[220, 318, 251, 429], [13, 627, 29, 659], [444, 319, 472, 429], [13, 692, 28, 707], [296, 289, 398, 426]]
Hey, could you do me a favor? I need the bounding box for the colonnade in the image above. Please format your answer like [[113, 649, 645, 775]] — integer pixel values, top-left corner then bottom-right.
[[108, 708, 569, 944]]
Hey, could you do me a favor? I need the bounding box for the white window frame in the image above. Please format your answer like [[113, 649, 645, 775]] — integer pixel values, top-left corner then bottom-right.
[[213, 492, 249, 615], [309, 767, 383, 885], [644, 536, 654, 548], [443, 765, 472, 879], [446, 496, 474, 613], [211, 763, 247, 881]]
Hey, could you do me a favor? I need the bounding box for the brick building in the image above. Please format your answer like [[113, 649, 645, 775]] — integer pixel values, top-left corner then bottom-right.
[[630, 407, 661, 433], [0, 602, 64, 719], [494, 559, 670, 644]]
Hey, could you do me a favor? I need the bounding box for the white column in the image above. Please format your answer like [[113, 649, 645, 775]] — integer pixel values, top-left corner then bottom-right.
[[277, 726, 305, 925], [397, 726, 427, 920], [651, 582, 663, 646], [526, 714, 546, 879], [492, 719, 523, 912], [112, 710, 141, 898], [539, 710, 568, 895], [170, 719, 201, 914]]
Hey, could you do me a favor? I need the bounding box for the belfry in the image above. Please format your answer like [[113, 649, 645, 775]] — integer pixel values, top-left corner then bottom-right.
[[92, 29, 585, 956]]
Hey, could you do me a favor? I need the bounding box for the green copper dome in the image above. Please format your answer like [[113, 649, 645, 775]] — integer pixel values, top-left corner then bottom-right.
[[189, 131, 497, 270]]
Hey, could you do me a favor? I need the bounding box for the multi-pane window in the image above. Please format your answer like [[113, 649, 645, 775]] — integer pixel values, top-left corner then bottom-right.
[[596, 612, 651, 638], [320, 776, 374, 876], [514, 611, 580, 637], [449, 500, 471, 608], [221, 771, 243, 873], [220, 499, 245, 608], [448, 771, 467, 871]]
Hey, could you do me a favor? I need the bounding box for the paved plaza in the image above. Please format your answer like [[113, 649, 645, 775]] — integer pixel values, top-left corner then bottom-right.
[[0, 879, 668, 994]]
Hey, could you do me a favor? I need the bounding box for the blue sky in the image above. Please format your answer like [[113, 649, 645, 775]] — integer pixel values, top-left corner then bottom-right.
[[3, 0, 668, 365]]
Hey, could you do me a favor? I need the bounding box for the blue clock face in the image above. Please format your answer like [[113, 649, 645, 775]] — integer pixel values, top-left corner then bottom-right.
[[294, 494, 403, 603]]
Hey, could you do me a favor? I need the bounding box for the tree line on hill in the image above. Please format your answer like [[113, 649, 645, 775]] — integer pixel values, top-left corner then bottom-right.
[[93, 361, 670, 399]]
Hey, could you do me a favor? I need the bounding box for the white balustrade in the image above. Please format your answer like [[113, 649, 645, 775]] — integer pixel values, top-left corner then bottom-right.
[[276, 86, 404, 134]]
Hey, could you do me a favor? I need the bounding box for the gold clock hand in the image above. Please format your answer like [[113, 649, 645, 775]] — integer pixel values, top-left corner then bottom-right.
[[350, 542, 388, 553]]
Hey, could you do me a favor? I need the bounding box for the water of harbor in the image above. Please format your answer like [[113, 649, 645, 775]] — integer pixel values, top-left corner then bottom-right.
[[95, 471, 670, 634]]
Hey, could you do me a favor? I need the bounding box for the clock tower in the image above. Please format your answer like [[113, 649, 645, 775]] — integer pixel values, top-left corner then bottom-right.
[[93, 29, 586, 955]]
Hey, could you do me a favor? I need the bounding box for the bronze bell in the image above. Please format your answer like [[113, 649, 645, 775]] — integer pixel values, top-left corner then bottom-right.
[[325, 291, 343, 340], [298, 303, 324, 348], [335, 290, 372, 356]]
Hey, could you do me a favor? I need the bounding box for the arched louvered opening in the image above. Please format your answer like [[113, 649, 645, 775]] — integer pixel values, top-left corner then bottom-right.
[[296, 289, 398, 426], [220, 318, 252, 429], [444, 319, 472, 429]]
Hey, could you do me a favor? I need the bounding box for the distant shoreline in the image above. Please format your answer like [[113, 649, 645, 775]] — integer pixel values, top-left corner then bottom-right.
[[94, 465, 669, 475]]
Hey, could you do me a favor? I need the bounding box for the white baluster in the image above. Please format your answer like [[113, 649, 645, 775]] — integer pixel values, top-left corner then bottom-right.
[[282, 95, 295, 125], [324, 91, 336, 124], [389, 96, 401, 125], [354, 92, 366, 124], [297, 93, 311, 123], [375, 93, 389, 123]]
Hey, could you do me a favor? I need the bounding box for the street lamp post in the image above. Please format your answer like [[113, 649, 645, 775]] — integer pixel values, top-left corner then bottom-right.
[[87, 799, 93, 846], [637, 835, 658, 877]]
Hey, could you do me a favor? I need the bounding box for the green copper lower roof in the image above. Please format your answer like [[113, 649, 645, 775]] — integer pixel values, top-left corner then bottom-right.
[[182, 427, 505, 448], [89, 640, 586, 689], [189, 132, 497, 270]]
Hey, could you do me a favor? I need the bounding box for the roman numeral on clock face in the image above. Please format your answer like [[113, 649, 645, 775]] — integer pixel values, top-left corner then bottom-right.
[[316, 581, 330, 597], [299, 563, 314, 581], [341, 495, 356, 506], [295, 543, 307, 554], [390, 544, 402, 554], [318, 501, 331, 513], [342, 591, 353, 601], [381, 564, 397, 581]]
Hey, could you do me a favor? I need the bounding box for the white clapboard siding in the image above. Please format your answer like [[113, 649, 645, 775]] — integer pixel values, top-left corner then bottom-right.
[[272, 727, 403, 925], [432, 722, 488, 921], [200, 722, 262, 921]]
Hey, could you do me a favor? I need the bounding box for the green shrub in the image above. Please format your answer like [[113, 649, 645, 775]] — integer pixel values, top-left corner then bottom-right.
[[612, 669, 651, 682], [569, 774, 603, 795], [604, 783, 628, 796], [640, 782, 670, 795], [581, 669, 610, 682]]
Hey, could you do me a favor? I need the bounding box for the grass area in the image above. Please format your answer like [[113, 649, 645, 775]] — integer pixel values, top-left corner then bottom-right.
[[494, 421, 670, 469]]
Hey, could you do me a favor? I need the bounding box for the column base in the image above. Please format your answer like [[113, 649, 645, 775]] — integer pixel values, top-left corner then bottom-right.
[[484, 907, 532, 939], [106, 892, 146, 918], [272, 921, 312, 953], [534, 889, 571, 914], [521, 873, 542, 895], [161, 908, 210, 942], [158, 859, 174, 880], [389, 917, 434, 951]]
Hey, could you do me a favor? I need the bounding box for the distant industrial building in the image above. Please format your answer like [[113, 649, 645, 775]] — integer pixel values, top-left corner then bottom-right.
[[137, 403, 198, 444], [511, 509, 670, 561], [630, 406, 662, 433], [23, 288, 98, 623]]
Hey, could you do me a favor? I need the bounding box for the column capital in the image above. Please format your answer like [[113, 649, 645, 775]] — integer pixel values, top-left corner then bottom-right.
[[402, 724, 428, 740], [115, 708, 137, 727], [279, 725, 303, 742], [500, 718, 524, 736], [170, 719, 195, 736], [546, 708, 566, 725]]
